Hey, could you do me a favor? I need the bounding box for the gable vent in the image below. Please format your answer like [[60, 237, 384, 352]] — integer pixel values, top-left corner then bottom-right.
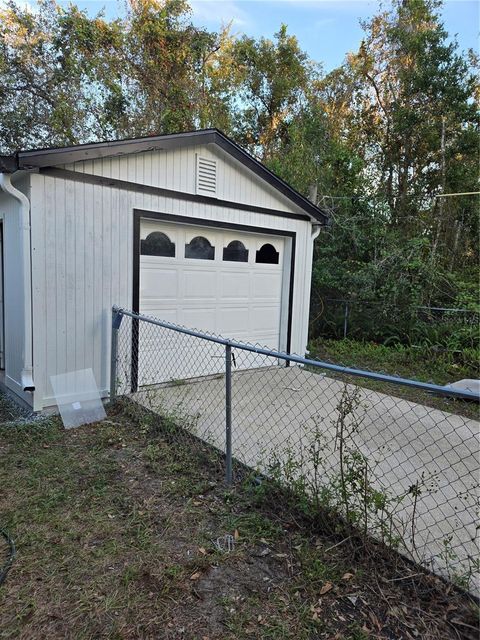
[[196, 155, 217, 196]]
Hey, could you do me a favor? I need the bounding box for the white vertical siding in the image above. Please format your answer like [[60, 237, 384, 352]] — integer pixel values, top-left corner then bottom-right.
[[63, 144, 305, 215], [28, 143, 316, 410], [30, 179, 313, 409], [0, 178, 33, 405]]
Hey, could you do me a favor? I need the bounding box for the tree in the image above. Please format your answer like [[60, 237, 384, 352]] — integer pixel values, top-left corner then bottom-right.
[[0, 0, 133, 149], [0, 0, 477, 342], [345, 0, 479, 229], [0, 0, 221, 150], [122, 0, 218, 136], [227, 25, 318, 161], [310, 0, 479, 322]]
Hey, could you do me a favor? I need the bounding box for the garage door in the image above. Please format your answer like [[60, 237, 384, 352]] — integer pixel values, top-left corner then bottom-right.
[[138, 220, 287, 385]]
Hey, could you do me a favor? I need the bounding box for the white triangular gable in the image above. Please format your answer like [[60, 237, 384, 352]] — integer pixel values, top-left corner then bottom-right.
[[61, 142, 305, 215]]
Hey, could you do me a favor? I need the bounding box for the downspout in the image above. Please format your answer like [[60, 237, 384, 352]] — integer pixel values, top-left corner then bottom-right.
[[302, 222, 322, 356], [0, 173, 35, 391]]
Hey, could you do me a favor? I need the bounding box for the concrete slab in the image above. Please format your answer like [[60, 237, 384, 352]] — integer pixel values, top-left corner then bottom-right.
[[134, 365, 479, 589]]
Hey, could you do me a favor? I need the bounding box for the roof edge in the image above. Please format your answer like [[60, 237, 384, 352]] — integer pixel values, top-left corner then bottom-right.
[[16, 129, 218, 168], [6, 128, 328, 222], [212, 131, 328, 223], [0, 155, 17, 173]]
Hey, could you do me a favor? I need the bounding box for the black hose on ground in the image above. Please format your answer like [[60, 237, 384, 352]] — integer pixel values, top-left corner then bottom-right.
[[0, 528, 15, 585]]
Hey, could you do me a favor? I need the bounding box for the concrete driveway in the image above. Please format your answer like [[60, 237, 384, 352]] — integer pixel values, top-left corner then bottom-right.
[[134, 365, 479, 589]]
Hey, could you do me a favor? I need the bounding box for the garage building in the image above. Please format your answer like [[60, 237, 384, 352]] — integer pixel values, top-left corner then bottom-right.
[[0, 129, 327, 411]]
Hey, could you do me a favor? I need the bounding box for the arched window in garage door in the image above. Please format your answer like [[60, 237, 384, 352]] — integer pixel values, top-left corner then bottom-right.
[[223, 240, 249, 262], [185, 236, 215, 260], [141, 231, 175, 257], [256, 243, 279, 264]]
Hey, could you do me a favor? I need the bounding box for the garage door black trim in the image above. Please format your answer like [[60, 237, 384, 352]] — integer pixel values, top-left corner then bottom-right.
[[131, 209, 296, 392]]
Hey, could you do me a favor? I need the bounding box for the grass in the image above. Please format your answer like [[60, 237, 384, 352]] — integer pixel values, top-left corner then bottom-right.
[[0, 392, 29, 423], [310, 338, 479, 383], [309, 337, 480, 420], [0, 400, 478, 639]]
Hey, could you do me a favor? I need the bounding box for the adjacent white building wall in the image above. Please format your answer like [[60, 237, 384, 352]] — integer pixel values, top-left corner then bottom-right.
[[0, 175, 33, 406], [63, 144, 306, 215], [28, 146, 315, 410]]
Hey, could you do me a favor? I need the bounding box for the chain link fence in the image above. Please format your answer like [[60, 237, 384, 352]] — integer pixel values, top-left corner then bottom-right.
[[111, 306, 479, 593]]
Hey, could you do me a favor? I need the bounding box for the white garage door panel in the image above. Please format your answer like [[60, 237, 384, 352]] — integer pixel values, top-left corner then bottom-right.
[[252, 306, 281, 330], [220, 272, 250, 298], [140, 344, 226, 385], [183, 308, 217, 328], [141, 267, 178, 299], [253, 272, 282, 299], [184, 270, 217, 299], [220, 307, 250, 333], [139, 221, 286, 385]]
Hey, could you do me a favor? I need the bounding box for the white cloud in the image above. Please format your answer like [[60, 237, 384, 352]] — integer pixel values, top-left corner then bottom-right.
[[272, 0, 384, 12], [314, 17, 335, 27], [190, 0, 250, 28]]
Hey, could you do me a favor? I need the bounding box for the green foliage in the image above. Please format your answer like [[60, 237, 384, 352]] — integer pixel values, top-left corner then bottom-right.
[[309, 337, 480, 383], [229, 25, 318, 161], [0, 0, 221, 148], [265, 386, 415, 551], [0, 0, 477, 347], [307, 0, 479, 337]]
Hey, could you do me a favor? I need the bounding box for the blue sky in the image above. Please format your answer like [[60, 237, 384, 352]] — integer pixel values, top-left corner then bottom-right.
[[28, 0, 480, 71], [189, 0, 479, 71]]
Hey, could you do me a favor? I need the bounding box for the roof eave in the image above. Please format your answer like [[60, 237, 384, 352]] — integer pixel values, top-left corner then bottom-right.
[[11, 128, 329, 223], [0, 155, 17, 173], [16, 129, 218, 169], [212, 131, 328, 223]]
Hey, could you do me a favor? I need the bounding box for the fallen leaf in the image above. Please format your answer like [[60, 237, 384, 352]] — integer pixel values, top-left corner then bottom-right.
[[319, 581, 333, 595], [342, 572, 354, 581], [190, 572, 201, 581], [234, 529, 240, 540], [198, 547, 207, 555]]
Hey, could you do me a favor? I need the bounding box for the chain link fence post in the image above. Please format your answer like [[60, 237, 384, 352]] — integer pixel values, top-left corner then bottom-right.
[[225, 343, 233, 485], [110, 306, 123, 402], [111, 308, 480, 590], [343, 301, 349, 338]]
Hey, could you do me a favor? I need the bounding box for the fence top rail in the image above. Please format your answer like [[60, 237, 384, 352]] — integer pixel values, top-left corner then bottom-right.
[[323, 299, 479, 314], [113, 306, 480, 402]]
